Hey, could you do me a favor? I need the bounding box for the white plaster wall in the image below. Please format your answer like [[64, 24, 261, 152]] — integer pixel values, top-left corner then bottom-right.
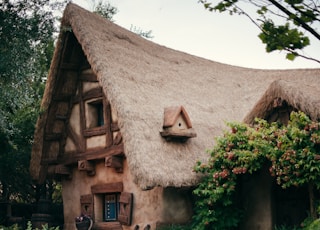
[[82, 82, 99, 94], [69, 104, 80, 135], [86, 135, 106, 149]]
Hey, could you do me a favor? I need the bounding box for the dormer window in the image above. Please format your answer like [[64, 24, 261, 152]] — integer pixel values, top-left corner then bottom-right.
[[86, 99, 104, 129]]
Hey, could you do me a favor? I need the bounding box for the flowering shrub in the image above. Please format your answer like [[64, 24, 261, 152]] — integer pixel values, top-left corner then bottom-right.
[[193, 112, 320, 229]]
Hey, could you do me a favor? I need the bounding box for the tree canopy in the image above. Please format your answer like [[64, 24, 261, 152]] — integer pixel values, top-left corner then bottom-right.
[[0, 0, 61, 202], [199, 0, 320, 63]]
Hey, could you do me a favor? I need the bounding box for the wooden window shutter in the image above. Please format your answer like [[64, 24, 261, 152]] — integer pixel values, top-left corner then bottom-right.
[[118, 192, 133, 226], [80, 194, 93, 217]]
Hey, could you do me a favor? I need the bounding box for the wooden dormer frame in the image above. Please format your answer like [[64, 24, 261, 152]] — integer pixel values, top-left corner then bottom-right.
[[160, 105, 196, 142], [162, 106, 193, 129]]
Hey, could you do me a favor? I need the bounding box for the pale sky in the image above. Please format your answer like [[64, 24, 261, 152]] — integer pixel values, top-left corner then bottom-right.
[[73, 0, 320, 69]]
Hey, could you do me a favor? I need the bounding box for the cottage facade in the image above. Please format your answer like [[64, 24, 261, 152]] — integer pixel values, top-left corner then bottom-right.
[[30, 3, 320, 230]]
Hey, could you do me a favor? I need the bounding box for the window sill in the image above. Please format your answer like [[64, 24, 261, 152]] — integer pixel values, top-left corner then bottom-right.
[[83, 125, 107, 137]]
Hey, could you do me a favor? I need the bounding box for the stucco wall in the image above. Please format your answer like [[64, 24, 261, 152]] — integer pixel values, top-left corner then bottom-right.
[[162, 187, 193, 224], [61, 66, 193, 229], [61, 159, 193, 230]]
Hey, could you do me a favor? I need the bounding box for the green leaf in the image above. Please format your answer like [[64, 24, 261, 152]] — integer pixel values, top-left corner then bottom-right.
[[286, 52, 296, 61]]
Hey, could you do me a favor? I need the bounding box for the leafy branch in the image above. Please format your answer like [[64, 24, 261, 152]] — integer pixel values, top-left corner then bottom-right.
[[199, 0, 320, 63]]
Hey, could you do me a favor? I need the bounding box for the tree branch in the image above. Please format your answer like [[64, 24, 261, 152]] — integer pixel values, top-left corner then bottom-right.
[[268, 0, 320, 40], [284, 48, 320, 64]]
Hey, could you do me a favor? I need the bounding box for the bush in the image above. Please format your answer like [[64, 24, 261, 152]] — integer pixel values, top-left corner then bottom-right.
[[0, 221, 59, 230], [193, 112, 320, 229]]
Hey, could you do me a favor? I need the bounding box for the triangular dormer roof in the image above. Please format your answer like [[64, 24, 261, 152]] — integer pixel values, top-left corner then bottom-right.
[[163, 105, 193, 129]]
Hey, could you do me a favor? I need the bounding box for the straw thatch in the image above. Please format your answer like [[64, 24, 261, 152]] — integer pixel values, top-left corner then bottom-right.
[[244, 79, 320, 124], [30, 3, 320, 189]]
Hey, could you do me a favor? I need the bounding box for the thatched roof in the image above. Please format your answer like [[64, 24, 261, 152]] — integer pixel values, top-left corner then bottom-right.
[[244, 80, 320, 124], [30, 3, 320, 189]]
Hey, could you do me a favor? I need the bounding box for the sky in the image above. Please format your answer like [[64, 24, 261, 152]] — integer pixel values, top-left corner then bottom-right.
[[73, 0, 320, 70]]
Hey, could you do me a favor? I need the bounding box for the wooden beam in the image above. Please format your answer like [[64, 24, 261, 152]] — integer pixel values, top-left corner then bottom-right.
[[72, 94, 80, 104], [44, 133, 63, 141], [41, 157, 58, 165], [83, 125, 107, 137], [59, 143, 124, 165], [111, 122, 120, 132], [91, 182, 123, 194], [113, 132, 122, 145], [47, 164, 72, 179], [60, 63, 79, 70], [79, 73, 98, 82], [67, 125, 85, 152], [55, 114, 67, 120], [105, 155, 123, 173], [55, 164, 71, 175], [53, 94, 72, 102], [160, 128, 197, 142], [82, 88, 103, 101], [78, 160, 95, 176], [104, 102, 113, 147]]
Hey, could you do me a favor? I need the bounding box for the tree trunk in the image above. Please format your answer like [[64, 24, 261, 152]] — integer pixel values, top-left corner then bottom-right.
[[308, 183, 316, 219]]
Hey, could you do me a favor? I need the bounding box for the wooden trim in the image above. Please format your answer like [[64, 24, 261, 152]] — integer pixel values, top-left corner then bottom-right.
[[118, 192, 133, 226], [104, 102, 113, 147], [72, 94, 80, 104], [111, 122, 120, 132], [83, 125, 107, 137], [44, 133, 63, 141], [59, 143, 124, 165], [163, 106, 193, 128], [52, 94, 72, 102], [60, 62, 79, 70], [55, 114, 67, 120], [47, 164, 71, 178], [41, 157, 58, 164], [160, 129, 197, 138], [78, 160, 95, 176], [79, 58, 91, 71], [80, 194, 93, 204], [79, 81, 87, 151], [41, 142, 53, 164], [45, 103, 59, 132], [80, 194, 93, 217], [79, 73, 98, 82], [160, 128, 197, 142], [83, 88, 103, 101], [105, 156, 123, 173], [67, 125, 85, 152], [55, 164, 71, 175], [113, 132, 122, 145], [91, 182, 123, 194]]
